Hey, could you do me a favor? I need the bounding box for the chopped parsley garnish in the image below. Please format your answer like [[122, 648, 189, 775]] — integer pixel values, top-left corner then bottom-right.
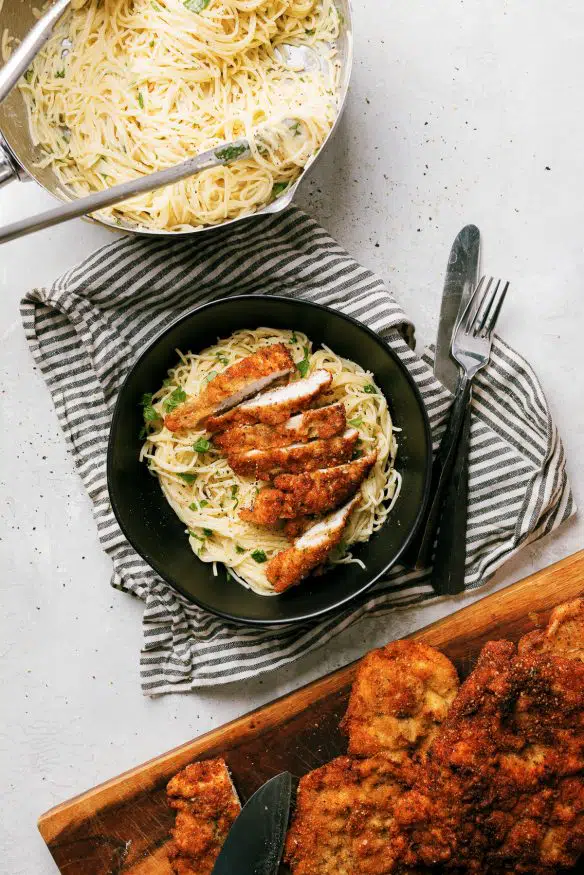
[[193, 437, 211, 453], [289, 331, 297, 344], [204, 369, 218, 383], [200, 499, 209, 508], [140, 392, 161, 424], [203, 528, 213, 537], [296, 346, 310, 378], [290, 121, 302, 137], [184, 0, 210, 10], [55, 69, 65, 78], [272, 182, 289, 198], [216, 353, 229, 366], [24, 69, 34, 83], [251, 549, 268, 563], [137, 91, 144, 109], [235, 545, 245, 554], [188, 530, 205, 541], [189, 501, 198, 511], [363, 384, 377, 394], [348, 416, 363, 427], [231, 485, 239, 499], [149, 39, 155, 47], [352, 448, 364, 460], [179, 472, 197, 484], [163, 385, 186, 413], [215, 143, 248, 162], [305, 28, 315, 35]]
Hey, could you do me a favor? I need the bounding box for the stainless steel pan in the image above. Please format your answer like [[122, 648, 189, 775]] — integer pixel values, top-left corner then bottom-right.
[[0, 0, 353, 237]]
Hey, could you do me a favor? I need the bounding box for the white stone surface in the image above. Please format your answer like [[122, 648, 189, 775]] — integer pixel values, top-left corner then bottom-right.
[[1, 0, 583, 871]]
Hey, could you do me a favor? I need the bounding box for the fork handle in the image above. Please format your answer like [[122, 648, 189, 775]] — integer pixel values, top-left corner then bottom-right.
[[413, 372, 472, 570]]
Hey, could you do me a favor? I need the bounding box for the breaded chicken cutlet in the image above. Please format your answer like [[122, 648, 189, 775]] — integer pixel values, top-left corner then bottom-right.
[[266, 495, 360, 592], [166, 758, 240, 875], [227, 428, 359, 479], [240, 451, 377, 526], [206, 369, 333, 431], [518, 597, 584, 662], [214, 403, 347, 453], [164, 343, 294, 431], [341, 640, 460, 762]]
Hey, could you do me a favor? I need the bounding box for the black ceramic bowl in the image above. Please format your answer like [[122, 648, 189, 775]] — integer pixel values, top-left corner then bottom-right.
[[107, 296, 431, 625]]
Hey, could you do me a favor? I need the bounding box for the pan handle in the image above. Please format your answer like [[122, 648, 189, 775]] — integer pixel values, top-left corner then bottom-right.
[[0, 135, 27, 189]]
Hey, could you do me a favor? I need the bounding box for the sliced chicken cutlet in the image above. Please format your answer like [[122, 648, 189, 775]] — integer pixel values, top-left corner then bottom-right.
[[214, 403, 346, 453], [240, 451, 377, 526], [166, 758, 241, 875], [284, 755, 420, 875], [340, 640, 459, 763], [228, 428, 359, 479], [206, 369, 333, 432], [518, 597, 584, 662], [164, 343, 294, 431], [266, 495, 360, 593]]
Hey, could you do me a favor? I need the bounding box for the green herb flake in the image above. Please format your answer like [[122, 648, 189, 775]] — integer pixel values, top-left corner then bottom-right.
[[24, 68, 34, 83], [189, 501, 198, 511], [163, 385, 187, 413], [348, 416, 363, 427], [231, 485, 239, 499], [272, 182, 288, 198], [290, 121, 302, 137], [204, 369, 218, 383], [199, 499, 209, 508], [179, 472, 197, 484], [305, 28, 315, 35], [235, 545, 245, 554], [55, 69, 66, 79], [184, 0, 210, 10], [352, 448, 364, 460], [216, 353, 229, 366], [137, 91, 144, 109], [296, 346, 310, 378], [251, 549, 268, 563], [140, 392, 161, 424], [149, 39, 155, 47], [215, 143, 248, 162], [193, 437, 211, 453], [188, 530, 205, 541], [363, 384, 377, 394], [289, 331, 298, 344], [203, 528, 213, 537]]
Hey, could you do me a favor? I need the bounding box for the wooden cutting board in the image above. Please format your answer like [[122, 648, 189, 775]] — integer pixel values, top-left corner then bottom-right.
[[38, 550, 584, 875]]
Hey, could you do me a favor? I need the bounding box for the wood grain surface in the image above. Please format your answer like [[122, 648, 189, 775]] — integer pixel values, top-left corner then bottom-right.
[[38, 550, 584, 874]]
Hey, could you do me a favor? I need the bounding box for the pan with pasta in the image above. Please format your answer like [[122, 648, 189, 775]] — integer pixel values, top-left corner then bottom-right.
[[140, 328, 401, 595]]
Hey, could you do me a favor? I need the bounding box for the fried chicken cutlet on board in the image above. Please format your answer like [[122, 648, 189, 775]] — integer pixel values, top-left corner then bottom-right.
[[166, 758, 240, 875], [518, 597, 584, 662], [228, 428, 359, 479], [240, 451, 377, 526], [266, 495, 360, 592], [164, 343, 294, 431], [341, 640, 460, 762], [214, 403, 347, 453], [206, 369, 333, 431]]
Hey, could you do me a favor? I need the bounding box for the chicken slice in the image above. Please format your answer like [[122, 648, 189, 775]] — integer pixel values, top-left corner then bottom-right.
[[518, 597, 584, 662], [266, 495, 360, 593], [240, 451, 377, 526], [206, 370, 333, 432], [164, 343, 294, 431], [166, 758, 241, 875], [340, 640, 460, 763], [228, 429, 359, 479], [214, 403, 346, 453]]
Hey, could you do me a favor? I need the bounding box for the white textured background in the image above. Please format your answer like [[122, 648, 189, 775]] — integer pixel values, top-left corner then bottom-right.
[[1, 0, 583, 871]]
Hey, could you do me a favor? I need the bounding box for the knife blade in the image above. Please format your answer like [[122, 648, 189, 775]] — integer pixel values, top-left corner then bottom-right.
[[430, 225, 480, 594], [211, 772, 292, 875], [434, 224, 480, 391]]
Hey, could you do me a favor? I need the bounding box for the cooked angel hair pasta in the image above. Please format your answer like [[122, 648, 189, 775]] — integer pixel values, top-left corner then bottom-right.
[[17, 0, 340, 230], [140, 328, 401, 596]]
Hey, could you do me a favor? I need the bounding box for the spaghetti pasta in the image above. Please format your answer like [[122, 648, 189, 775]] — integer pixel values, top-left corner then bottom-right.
[[18, 0, 340, 230], [140, 328, 401, 595]]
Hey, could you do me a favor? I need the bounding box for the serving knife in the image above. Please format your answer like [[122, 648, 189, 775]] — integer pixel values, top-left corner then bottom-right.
[[211, 772, 292, 875], [429, 225, 480, 593]]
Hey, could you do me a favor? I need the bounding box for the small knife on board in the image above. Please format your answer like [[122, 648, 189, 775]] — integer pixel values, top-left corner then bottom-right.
[[430, 224, 480, 594], [211, 771, 292, 875]]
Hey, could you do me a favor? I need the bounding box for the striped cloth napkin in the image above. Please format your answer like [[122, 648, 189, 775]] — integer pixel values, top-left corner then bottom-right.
[[21, 207, 574, 695]]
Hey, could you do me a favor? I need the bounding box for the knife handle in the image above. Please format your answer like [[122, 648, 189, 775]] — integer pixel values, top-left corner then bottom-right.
[[411, 372, 471, 570], [430, 392, 472, 594]]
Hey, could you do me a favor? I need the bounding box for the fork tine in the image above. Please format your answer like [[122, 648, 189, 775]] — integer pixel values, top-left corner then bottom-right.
[[460, 275, 487, 332], [473, 278, 500, 335], [484, 280, 510, 337]]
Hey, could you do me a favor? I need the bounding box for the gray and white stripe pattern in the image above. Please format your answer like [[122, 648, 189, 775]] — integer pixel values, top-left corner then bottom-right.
[[21, 207, 574, 695]]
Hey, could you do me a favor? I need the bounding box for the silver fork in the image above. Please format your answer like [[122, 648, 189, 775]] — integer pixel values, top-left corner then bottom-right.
[[414, 276, 510, 569]]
